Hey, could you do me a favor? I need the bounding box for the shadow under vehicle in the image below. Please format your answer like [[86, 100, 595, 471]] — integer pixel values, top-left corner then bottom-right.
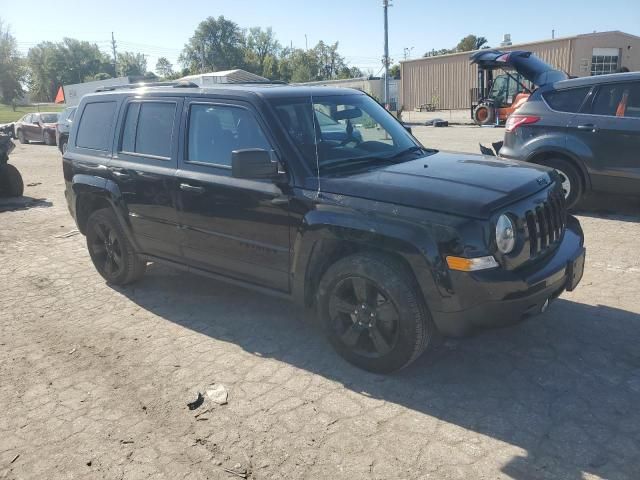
[[0, 134, 23, 197]]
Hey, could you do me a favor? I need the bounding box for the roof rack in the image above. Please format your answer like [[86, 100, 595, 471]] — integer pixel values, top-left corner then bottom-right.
[[95, 80, 199, 92]]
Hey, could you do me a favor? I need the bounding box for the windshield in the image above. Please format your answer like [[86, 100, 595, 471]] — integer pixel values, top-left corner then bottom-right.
[[270, 94, 425, 174], [41, 113, 59, 123]]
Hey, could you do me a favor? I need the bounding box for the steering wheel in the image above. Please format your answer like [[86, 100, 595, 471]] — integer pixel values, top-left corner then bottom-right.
[[339, 119, 361, 147]]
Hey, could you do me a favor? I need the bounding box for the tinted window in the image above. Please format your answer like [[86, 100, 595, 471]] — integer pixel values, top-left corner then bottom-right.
[[592, 82, 640, 118], [187, 104, 271, 166], [543, 87, 590, 113], [76, 101, 117, 151], [68, 108, 76, 121], [623, 83, 640, 118], [120, 102, 176, 158]]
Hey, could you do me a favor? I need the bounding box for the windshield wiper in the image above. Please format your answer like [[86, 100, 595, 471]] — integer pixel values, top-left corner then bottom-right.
[[389, 145, 435, 160]]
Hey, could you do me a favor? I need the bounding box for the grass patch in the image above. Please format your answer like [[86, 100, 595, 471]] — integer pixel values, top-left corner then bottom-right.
[[0, 104, 66, 124]]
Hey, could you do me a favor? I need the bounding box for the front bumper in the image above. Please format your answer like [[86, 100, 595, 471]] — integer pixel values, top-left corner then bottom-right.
[[431, 215, 585, 336]]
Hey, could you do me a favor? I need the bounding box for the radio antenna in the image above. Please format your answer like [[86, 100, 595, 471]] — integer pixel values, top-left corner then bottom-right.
[[309, 90, 321, 197]]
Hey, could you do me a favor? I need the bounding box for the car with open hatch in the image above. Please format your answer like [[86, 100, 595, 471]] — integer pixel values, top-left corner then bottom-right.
[[63, 81, 586, 373]]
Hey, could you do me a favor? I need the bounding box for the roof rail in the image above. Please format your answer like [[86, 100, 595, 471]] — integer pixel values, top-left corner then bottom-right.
[[95, 80, 199, 92]]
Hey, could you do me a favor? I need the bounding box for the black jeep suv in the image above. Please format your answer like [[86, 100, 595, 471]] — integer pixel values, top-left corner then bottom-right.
[[499, 72, 640, 208], [63, 83, 585, 373]]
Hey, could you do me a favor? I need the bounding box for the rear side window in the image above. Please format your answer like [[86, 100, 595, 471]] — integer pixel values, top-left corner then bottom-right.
[[187, 104, 271, 167], [592, 82, 640, 118], [76, 101, 117, 151], [542, 87, 590, 113], [120, 101, 176, 159]]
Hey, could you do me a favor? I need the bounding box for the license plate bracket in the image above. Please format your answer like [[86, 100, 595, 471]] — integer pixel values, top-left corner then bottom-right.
[[566, 248, 586, 292]]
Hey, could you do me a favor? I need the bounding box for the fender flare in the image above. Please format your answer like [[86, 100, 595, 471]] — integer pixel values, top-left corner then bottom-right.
[[526, 146, 592, 191], [71, 174, 140, 250], [291, 209, 447, 313]]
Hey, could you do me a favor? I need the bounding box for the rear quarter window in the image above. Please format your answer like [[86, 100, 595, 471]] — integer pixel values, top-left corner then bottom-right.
[[76, 101, 117, 151], [542, 87, 591, 113]]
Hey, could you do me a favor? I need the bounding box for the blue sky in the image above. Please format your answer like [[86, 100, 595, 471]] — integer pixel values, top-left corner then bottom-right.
[[5, 0, 640, 74]]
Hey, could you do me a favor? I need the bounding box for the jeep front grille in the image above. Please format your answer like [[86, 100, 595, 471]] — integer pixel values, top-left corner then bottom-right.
[[524, 190, 566, 257]]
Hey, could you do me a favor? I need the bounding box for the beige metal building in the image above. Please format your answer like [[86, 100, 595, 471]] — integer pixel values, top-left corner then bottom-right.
[[400, 31, 640, 111]]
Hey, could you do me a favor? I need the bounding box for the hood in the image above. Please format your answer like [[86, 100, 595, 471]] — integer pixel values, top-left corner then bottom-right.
[[308, 152, 555, 219], [470, 50, 568, 86]]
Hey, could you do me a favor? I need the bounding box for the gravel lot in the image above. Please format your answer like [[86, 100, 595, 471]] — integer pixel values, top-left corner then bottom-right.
[[1, 130, 639, 480]]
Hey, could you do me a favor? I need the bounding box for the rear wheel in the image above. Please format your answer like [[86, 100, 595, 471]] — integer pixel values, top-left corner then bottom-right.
[[18, 130, 28, 144], [0, 164, 24, 197], [536, 157, 583, 208], [60, 138, 68, 154], [86, 208, 146, 285], [318, 253, 434, 373], [473, 104, 495, 125]]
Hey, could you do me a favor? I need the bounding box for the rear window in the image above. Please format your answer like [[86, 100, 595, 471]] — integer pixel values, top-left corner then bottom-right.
[[76, 101, 117, 151], [120, 101, 176, 159], [542, 87, 590, 113]]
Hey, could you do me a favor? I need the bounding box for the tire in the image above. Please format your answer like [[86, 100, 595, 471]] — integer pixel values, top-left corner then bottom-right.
[[86, 208, 146, 285], [473, 104, 495, 125], [17, 130, 29, 144], [317, 252, 434, 373], [59, 138, 68, 155], [535, 157, 583, 209], [0, 164, 24, 197]]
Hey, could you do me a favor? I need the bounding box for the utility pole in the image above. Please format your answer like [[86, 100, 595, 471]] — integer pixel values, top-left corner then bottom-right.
[[383, 0, 391, 108], [111, 32, 117, 77]]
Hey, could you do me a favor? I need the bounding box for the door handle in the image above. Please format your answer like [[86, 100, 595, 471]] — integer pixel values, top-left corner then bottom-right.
[[179, 183, 205, 194], [110, 167, 130, 178], [271, 195, 290, 205], [577, 124, 599, 133]]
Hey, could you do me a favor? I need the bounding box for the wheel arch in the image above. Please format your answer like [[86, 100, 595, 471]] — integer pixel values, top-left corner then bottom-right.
[[527, 149, 591, 191], [292, 217, 443, 314]]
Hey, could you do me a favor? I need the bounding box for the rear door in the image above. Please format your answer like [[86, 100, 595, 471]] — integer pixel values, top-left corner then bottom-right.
[[25, 114, 40, 141], [175, 99, 291, 291], [569, 81, 640, 194], [109, 97, 183, 260]]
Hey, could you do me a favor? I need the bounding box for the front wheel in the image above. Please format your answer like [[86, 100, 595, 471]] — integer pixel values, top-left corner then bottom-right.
[[44, 131, 55, 146], [536, 158, 583, 209], [318, 253, 434, 373], [86, 208, 146, 285]]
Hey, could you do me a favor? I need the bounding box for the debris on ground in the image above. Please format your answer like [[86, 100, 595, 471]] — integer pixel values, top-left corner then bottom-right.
[[206, 384, 228, 405], [223, 464, 247, 478], [425, 118, 449, 127], [68, 347, 77, 354], [187, 392, 204, 410], [54, 229, 80, 239], [10, 454, 19, 464], [26, 182, 42, 187]]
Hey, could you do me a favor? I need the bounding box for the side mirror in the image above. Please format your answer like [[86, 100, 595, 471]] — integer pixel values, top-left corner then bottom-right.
[[231, 149, 278, 180], [404, 125, 412, 134]]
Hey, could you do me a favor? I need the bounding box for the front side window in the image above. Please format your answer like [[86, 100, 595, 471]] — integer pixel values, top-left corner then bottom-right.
[[76, 101, 117, 151], [187, 104, 271, 166], [593, 82, 640, 118], [120, 101, 176, 158], [270, 93, 424, 175], [543, 87, 591, 113]]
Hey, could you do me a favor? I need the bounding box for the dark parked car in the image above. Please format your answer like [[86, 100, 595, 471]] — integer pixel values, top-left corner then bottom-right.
[[63, 83, 585, 373], [56, 106, 77, 153], [499, 72, 640, 207], [15, 112, 60, 145]]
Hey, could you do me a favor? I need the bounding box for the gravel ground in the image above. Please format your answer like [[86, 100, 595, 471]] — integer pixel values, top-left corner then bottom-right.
[[1, 133, 639, 480]]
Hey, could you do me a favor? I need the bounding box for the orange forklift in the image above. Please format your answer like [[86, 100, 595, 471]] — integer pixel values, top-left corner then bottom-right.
[[469, 50, 565, 125]]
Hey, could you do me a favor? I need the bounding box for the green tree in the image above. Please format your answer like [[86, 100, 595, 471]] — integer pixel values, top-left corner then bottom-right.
[[0, 19, 25, 106], [455, 34, 489, 52], [27, 38, 112, 101], [117, 52, 147, 77], [155, 56, 174, 78], [245, 27, 280, 77], [389, 64, 400, 79], [179, 16, 245, 73]]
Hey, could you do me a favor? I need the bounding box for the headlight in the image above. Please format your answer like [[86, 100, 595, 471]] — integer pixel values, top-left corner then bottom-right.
[[496, 214, 516, 254]]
